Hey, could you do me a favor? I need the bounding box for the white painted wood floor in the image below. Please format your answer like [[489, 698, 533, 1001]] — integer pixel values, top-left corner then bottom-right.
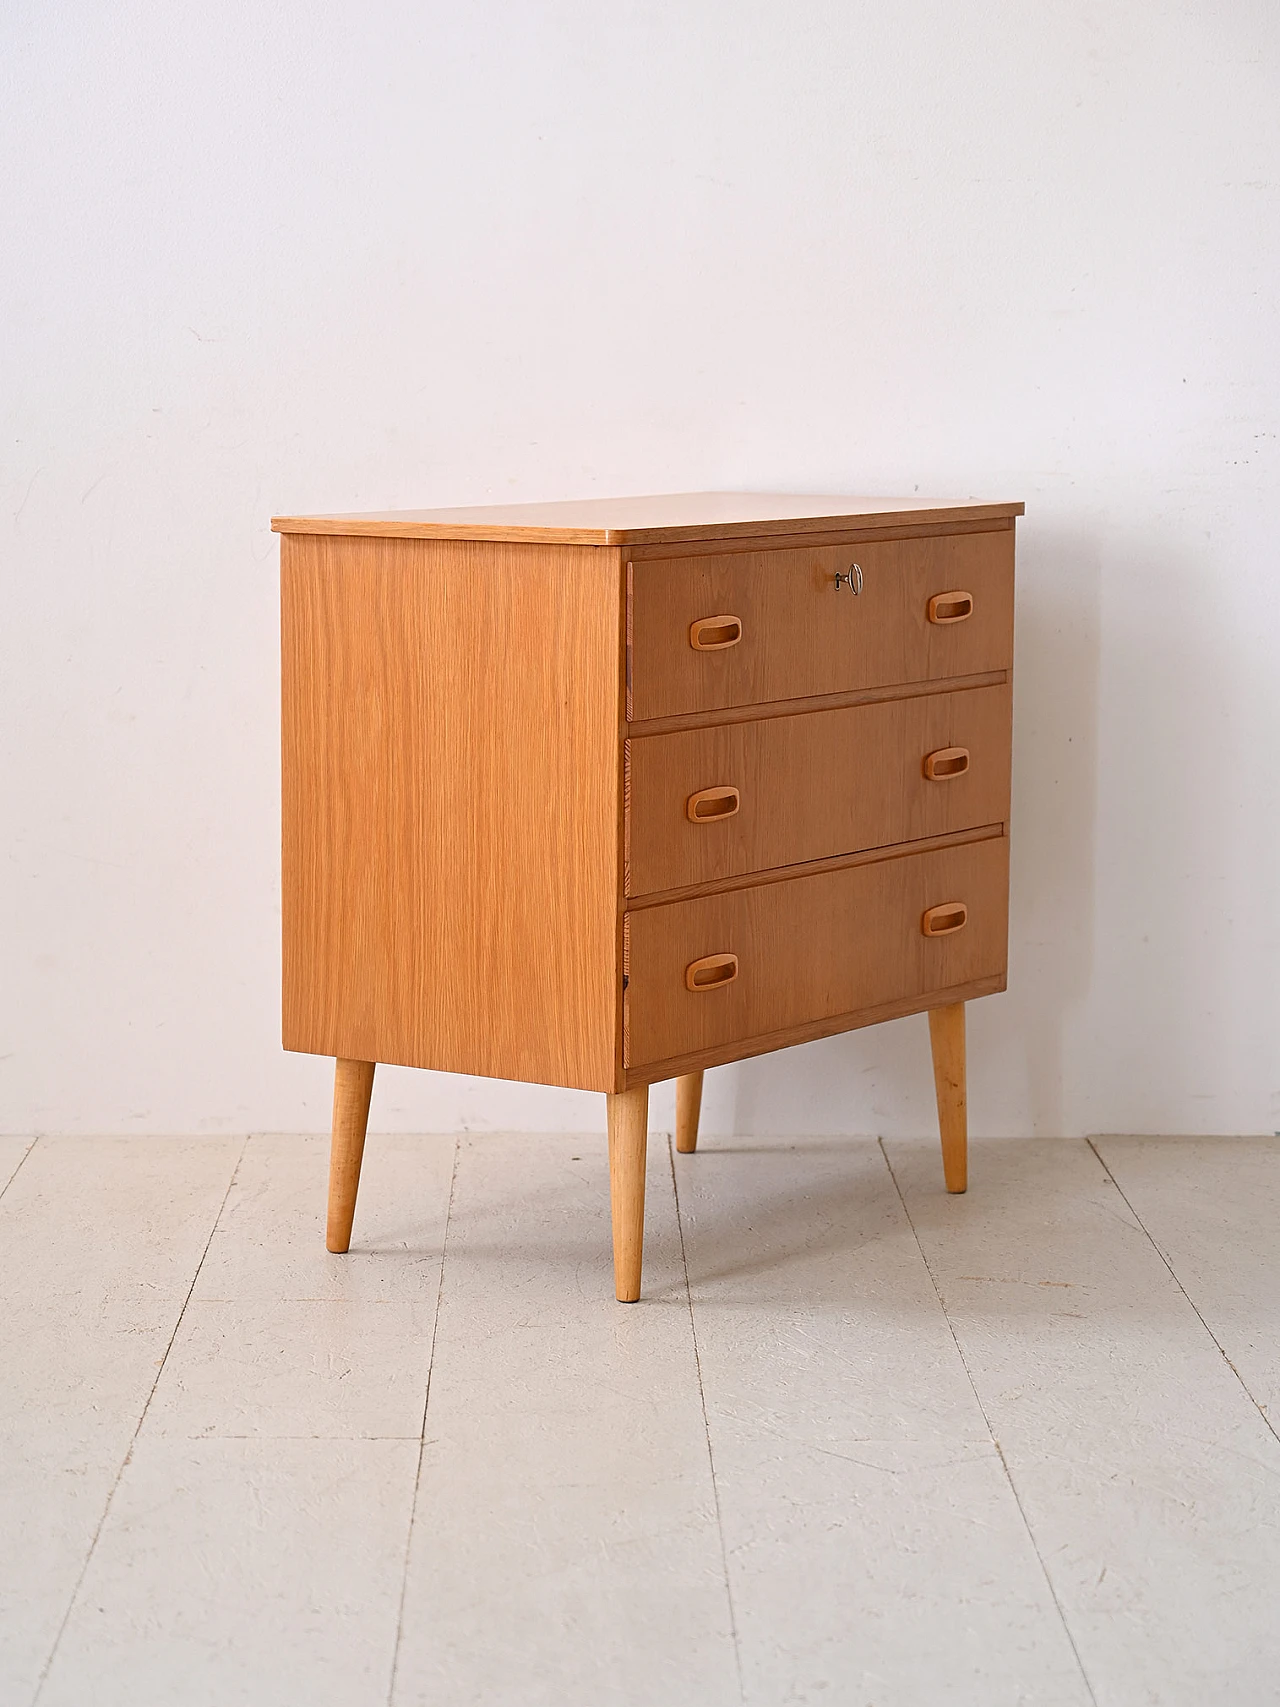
[[2, 1131, 1278, 1706]]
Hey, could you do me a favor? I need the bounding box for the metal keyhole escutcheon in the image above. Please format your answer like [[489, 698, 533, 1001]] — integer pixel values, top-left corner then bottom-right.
[[834, 562, 863, 594]]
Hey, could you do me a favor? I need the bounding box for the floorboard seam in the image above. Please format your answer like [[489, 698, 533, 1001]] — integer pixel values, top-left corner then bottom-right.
[[387, 1133, 460, 1707], [0, 1136, 38, 1204], [878, 1137, 1100, 1707], [29, 1133, 250, 1707], [668, 1135, 746, 1706], [1087, 1138, 1280, 1448]]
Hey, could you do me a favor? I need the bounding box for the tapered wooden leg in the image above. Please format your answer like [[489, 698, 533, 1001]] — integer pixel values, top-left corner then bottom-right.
[[606, 1085, 649, 1302], [327, 1058, 375, 1252], [928, 1003, 967, 1193], [675, 1071, 704, 1154]]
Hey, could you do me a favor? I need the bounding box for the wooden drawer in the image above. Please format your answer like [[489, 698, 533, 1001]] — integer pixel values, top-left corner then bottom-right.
[[629, 529, 1013, 721], [627, 683, 1011, 896], [625, 836, 1008, 1070]]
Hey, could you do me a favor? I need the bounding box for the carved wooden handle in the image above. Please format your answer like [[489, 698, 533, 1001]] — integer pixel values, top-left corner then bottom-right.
[[685, 952, 739, 992], [686, 786, 741, 823], [689, 615, 743, 651], [923, 746, 970, 781], [927, 590, 974, 625], [921, 902, 968, 937]]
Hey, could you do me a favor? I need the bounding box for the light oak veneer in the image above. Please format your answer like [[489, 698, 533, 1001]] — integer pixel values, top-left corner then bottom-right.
[[628, 530, 1014, 720], [625, 838, 1009, 1069], [281, 532, 624, 1091], [275, 493, 1021, 1299], [273, 490, 1023, 546], [627, 683, 1012, 896]]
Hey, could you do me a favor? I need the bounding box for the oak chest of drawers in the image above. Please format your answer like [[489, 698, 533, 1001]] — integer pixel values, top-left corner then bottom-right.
[[273, 492, 1022, 1299]]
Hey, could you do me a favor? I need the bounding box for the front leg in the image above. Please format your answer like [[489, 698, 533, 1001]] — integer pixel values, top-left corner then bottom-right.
[[327, 1058, 376, 1251], [606, 1085, 649, 1302], [928, 1004, 967, 1193], [675, 1071, 704, 1153]]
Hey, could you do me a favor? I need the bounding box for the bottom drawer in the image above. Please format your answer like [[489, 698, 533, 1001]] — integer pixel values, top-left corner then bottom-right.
[[625, 835, 1009, 1070]]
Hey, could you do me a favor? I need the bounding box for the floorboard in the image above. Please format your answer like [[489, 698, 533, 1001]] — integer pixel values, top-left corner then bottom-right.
[[0, 1137, 240, 1703], [0, 1136, 34, 1197], [677, 1133, 1090, 1706], [885, 1135, 1280, 1707], [35, 1134, 453, 1705], [391, 1132, 739, 1707], [7, 1132, 1279, 1706], [39, 1438, 418, 1707], [1094, 1136, 1280, 1433]]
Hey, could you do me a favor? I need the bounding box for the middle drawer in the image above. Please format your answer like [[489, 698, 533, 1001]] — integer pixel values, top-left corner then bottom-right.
[[627, 682, 1011, 897]]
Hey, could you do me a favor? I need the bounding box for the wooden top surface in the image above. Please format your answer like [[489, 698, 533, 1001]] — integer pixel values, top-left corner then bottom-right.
[[271, 492, 1025, 547]]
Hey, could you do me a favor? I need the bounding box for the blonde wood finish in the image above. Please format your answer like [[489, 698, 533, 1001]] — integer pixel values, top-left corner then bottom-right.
[[929, 1003, 968, 1192], [272, 492, 1024, 547], [607, 1084, 649, 1301], [326, 1058, 375, 1252], [281, 533, 624, 1092], [280, 494, 1020, 1296], [625, 837, 1009, 1071], [675, 1071, 704, 1154], [627, 684, 1012, 896], [628, 530, 1015, 721]]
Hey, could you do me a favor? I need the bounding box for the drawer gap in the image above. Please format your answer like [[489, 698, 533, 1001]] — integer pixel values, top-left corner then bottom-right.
[[627, 670, 1008, 737], [626, 824, 1007, 911]]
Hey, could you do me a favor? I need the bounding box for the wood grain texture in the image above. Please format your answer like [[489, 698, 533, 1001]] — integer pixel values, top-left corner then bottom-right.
[[326, 1058, 375, 1252], [271, 492, 1024, 546], [624, 837, 1009, 1071], [627, 684, 1012, 896], [929, 1003, 967, 1192], [281, 533, 624, 1091], [675, 1072, 703, 1154], [607, 1085, 649, 1302], [629, 531, 1015, 721]]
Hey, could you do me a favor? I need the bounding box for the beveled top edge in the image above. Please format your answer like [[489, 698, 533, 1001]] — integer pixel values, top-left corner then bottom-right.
[[271, 491, 1025, 545]]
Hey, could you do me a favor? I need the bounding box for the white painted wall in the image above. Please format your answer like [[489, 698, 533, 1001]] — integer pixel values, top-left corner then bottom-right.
[[3, 1, 1278, 1138]]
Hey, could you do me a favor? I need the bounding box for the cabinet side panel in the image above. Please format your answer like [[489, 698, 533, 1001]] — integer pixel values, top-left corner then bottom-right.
[[281, 534, 622, 1091]]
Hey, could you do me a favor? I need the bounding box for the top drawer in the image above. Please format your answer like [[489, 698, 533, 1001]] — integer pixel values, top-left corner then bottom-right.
[[629, 529, 1014, 722]]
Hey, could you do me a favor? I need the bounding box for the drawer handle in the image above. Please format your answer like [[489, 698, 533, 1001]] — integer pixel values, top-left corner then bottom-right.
[[686, 785, 741, 823], [927, 590, 974, 625], [685, 952, 739, 992], [690, 614, 742, 651], [922, 902, 968, 937], [923, 746, 970, 781]]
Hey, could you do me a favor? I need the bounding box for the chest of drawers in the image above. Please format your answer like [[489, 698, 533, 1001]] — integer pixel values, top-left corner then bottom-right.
[[273, 492, 1022, 1300]]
